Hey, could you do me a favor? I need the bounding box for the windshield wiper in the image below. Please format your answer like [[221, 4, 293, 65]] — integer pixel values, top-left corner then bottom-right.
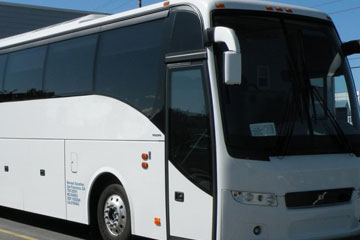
[[310, 86, 356, 155], [296, 37, 356, 155], [275, 57, 303, 157], [296, 30, 317, 136], [275, 91, 297, 157], [275, 22, 319, 157]]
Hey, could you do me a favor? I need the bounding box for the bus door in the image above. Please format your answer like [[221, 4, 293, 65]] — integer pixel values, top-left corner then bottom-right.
[[166, 58, 215, 240]]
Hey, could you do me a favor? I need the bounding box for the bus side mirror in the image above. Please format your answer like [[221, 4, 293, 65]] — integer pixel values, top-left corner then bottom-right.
[[342, 40, 360, 56], [207, 27, 242, 85]]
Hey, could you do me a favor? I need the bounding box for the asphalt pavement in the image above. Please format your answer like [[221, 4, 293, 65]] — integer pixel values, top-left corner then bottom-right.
[[1, 206, 360, 240], [0, 206, 147, 240], [0, 206, 89, 240]]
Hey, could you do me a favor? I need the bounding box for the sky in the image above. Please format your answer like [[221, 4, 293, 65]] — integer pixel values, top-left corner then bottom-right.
[[1, 0, 359, 87]]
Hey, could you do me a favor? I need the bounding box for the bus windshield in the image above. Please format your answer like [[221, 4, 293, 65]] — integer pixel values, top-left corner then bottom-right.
[[213, 11, 360, 160]]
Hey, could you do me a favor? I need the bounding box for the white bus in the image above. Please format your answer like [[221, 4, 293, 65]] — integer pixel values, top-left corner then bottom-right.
[[0, 0, 359, 239]]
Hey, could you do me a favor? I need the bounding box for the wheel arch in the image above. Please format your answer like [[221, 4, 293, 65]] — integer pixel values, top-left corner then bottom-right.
[[87, 168, 132, 227]]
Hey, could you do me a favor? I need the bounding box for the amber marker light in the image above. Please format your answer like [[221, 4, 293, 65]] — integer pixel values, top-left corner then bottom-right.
[[265, 6, 274, 11], [141, 153, 149, 160], [154, 218, 161, 226], [163, 1, 170, 6], [285, 8, 293, 13], [142, 162, 149, 169], [276, 7, 283, 12], [215, 3, 225, 8]]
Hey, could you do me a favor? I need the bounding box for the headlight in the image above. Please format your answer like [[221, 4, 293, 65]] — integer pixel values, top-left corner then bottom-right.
[[231, 191, 278, 206]]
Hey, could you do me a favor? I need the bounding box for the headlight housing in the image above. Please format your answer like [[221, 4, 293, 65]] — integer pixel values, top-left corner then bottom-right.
[[231, 191, 278, 206]]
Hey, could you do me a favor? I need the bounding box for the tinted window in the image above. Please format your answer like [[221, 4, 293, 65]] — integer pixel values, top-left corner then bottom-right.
[[44, 35, 98, 95], [4, 46, 46, 93], [0, 55, 7, 91], [168, 11, 204, 53], [169, 66, 212, 194], [96, 19, 165, 119], [213, 12, 360, 159]]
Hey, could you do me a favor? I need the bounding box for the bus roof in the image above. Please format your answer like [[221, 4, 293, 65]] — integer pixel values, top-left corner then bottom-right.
[[0, 0, 329, 50]]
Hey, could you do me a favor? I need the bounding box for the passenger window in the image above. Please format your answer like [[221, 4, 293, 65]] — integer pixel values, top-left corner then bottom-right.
[[44, 35, 98, 95], [0, 55, 7, 92], [168, 11, 204, 53], [96, 19, 165, 119], [4, 46, 46, 94], [169, 66, 212, 194]]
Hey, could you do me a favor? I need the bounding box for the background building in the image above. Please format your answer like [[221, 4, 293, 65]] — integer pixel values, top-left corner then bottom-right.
[[0, 1, 104, 39], [335, 91, 360, 123]]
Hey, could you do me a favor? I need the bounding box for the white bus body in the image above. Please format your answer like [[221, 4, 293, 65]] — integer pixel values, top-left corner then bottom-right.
[[0, 0, 359, 240]]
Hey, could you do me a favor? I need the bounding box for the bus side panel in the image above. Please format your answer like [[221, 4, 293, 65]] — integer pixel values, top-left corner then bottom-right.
[[65, 140, 166, 240], [23, 139, 66, 219], [0, 139, 25, 209], [0, 139, 66, 219]]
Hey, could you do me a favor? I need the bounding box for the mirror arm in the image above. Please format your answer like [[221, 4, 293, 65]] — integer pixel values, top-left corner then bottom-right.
[[205, 27, 242, 85], [205, 27, 240, 52], [341, 40, 360, 56]]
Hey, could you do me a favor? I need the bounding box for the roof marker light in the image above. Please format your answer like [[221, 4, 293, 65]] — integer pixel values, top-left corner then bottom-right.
[[285, 8, 293, 13], [276, 7, 283, 12], [163, 1, 170, 6], [216, 3, 225, 8], [265, 6, 274, 11], [327, 15, 332, 21]]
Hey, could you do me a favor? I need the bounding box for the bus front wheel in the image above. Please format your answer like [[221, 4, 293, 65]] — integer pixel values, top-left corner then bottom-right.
[[97, 184, 131, 240]]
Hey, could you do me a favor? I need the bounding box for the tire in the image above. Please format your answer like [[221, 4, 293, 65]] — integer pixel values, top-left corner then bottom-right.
[[97, 184, 131, 240]]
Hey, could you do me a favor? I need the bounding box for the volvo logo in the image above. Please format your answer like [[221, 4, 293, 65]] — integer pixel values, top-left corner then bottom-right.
[[312, 191, 328, 206]]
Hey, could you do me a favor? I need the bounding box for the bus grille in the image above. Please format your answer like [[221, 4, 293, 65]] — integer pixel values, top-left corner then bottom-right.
[[285, 188, 353, 208]]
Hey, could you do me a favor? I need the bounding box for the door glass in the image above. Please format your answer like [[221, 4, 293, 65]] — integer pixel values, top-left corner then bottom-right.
[[169, 66, 212, 194]]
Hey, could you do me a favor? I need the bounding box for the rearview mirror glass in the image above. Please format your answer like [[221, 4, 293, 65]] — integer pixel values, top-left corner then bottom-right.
[[224, 51, 242, 85]]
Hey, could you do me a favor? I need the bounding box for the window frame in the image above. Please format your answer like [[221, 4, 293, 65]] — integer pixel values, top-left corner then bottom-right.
[[43, 34, 99, 97], [166, 61, 216, 195], [4, 45, 47, 95]]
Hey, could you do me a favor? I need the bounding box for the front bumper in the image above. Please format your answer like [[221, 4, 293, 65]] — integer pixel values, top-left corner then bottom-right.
[[221, 189, 360, 240]]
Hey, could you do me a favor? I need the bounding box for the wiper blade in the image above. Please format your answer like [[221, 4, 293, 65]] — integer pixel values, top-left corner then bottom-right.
[[276, 22, 316, 157], [311, 87, 356, 155], [274, 57, 301, 157], [298, 44, 355, 155]]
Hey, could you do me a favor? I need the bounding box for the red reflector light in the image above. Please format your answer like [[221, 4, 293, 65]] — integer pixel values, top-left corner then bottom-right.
[[142, 162, 149, 169], [265, 6, 273, 11], [285, 8, 293, 13], [216, 3, 225, 8], [141, 153, 149, 160], [163, 1, 169, 6], [276, 7, 283, 12]]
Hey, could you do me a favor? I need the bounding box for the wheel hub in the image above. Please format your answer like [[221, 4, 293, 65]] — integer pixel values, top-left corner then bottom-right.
[[104, 194, 127, 236]]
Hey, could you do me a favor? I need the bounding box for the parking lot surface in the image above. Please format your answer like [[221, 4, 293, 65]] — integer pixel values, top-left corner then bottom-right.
[[0, 207, 147, 240], [1, 206, 360, 240]]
